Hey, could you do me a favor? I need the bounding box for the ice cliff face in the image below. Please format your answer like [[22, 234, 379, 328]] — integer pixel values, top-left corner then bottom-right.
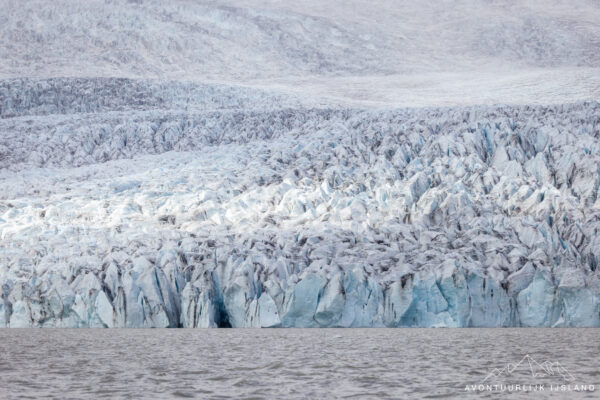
[[1, 78, 599, 327]]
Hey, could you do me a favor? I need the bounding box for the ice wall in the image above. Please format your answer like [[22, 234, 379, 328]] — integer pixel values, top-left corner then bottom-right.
[[2, 265, 599, 328]]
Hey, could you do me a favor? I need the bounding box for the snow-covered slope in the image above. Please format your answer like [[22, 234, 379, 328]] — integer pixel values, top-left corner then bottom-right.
[[1, 1, 599, 327], [1, 0, 599, 106]]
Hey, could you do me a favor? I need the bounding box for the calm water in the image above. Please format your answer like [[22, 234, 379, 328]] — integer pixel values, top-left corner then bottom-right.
[[0, 329, 598, 399]]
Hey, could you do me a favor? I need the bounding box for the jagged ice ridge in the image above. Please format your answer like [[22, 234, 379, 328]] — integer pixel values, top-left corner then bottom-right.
[[1, 79, 599, 327]]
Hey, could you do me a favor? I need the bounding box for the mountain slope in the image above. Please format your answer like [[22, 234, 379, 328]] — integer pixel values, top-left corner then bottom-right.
[[1, 0, 598, 106]]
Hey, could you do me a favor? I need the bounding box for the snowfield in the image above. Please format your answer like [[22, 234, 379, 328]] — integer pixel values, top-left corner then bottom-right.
[[1, 0, 599, 327]]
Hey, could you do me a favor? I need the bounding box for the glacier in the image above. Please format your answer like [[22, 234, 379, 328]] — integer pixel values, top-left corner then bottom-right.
[[1, 77, 599, 327], [1, 0, 600, 328]]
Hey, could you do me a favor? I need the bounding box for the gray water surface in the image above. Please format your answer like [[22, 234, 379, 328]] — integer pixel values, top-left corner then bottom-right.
[[0, 329, 598, 399]]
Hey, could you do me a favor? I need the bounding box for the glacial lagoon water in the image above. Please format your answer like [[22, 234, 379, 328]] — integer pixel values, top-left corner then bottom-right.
[[0, 329, 598, 399]]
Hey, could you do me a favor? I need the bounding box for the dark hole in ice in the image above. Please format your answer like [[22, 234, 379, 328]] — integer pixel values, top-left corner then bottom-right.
[[215, 301, 231, 328]]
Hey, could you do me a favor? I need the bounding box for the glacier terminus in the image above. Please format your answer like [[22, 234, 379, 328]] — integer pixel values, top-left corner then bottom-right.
[[1, 0, 600, 328]]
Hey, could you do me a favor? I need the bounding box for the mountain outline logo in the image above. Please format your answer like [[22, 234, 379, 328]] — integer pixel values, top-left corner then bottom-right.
[[483, 354, 576, 383]]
